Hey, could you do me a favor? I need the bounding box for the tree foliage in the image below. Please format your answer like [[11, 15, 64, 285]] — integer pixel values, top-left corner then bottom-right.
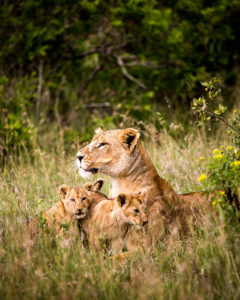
[[2, 0, 240, 99], [1, 0, 240, 151]]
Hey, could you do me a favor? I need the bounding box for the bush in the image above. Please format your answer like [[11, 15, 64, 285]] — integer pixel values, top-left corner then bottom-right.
[[0, 76, 36, 157], [193, 79, 240, 217]]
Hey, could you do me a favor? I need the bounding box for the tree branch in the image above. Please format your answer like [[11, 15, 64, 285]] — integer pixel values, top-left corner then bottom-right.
[[36, 59, 43, 120], [85, 102, 111, 109], [76, 40, 128, 97], [78, 61, 104, 97], [77, 41, 128, 59], [124, 61, 165, 68], [114, 55, 147, 89], [206, 109, 240, 135]]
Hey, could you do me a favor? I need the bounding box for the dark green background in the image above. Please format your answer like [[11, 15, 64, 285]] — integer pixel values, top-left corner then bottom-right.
[[1, 0, 240, 150]]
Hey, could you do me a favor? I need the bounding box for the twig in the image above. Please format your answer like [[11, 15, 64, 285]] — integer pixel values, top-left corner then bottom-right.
[[78, 61, 104, 97], [207, 109, 240, 135], [76, 40, 128, 97], [125, 61, 164, 68], [36, 59, 43, 119], [77, 41, 127, 58], [105, 41, 127, 54], [115, 55, 147, 89], [77, 48, 101, 58], [85, 102, 111, 109]]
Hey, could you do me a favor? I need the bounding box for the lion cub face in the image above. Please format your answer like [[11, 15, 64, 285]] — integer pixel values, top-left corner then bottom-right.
[[59, 179, 105, 220], [76, 128, 140, 178], [117, 193, 148, 226]]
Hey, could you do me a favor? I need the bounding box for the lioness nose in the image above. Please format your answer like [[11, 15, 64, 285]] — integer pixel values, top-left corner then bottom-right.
[[143, 221, 148, 226], [77, 154, 85, 162]]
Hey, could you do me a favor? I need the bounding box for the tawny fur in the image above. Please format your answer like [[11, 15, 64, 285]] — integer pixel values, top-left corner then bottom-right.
[[28, 198, 75, 238], [76, 128, 212, 249], [56, 180, 148, 254], [28, 179, 105, 238], [80, 193, 148, 253]]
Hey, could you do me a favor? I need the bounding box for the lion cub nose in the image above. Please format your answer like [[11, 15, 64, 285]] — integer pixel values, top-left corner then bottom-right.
[[77, 154, 85, 162]]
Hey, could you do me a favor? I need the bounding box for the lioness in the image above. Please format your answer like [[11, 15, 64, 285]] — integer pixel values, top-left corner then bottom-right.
[[76, 128, 210, 247], [28, 179, 105, 237]]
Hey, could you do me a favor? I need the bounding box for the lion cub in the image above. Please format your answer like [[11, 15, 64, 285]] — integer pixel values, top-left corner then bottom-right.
[[54, 181, 148, 254], [71, 190, 148, 254], [28, 179, 105, 237]]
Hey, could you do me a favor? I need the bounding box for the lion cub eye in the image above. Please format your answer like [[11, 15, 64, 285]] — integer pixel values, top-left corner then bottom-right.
[[82, 197, 87, 201], [134, 209, 140, 214], [98, 142, 107, 148], [70, 199, 76, 202]]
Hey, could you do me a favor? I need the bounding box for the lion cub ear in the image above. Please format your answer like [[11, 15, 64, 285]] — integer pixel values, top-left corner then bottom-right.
[[93, 179, 104, 192], [83, 182, 94, 191], [117, 194, 129, 207], [59, 184, 70, 199], [118, 128, 140, 152], [83, 179, 104, 192]]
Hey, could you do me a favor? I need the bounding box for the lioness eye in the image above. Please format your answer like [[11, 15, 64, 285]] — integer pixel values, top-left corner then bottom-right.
[[134, 209, 140, 214], [70, 199, 76, 202], [82, 197, 87, 201], [98, 142, 107, 147]]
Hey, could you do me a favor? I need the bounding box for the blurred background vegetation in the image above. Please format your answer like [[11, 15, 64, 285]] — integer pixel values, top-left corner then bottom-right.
[[1, 0, 240, 155]]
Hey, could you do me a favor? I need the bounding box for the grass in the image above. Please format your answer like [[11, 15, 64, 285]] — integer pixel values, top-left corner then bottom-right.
[[1, 128, 240, 299]]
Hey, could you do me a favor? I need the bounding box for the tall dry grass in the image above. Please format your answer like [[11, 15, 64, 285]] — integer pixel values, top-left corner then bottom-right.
[[1, 129, 240, 299]]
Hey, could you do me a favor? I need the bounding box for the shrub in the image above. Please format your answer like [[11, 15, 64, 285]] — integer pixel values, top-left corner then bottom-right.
[[0, 76, 36, 158], [193, 79, 240, 217]]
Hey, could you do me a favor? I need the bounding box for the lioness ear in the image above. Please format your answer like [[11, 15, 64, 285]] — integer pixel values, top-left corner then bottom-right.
[[83, 182, 94, 191], [95, 127, 103, 135], [118, 128, 140, 152], [59, 184, 70, 199], [93, 179, 104, 192], [117, 194, 128, 207]]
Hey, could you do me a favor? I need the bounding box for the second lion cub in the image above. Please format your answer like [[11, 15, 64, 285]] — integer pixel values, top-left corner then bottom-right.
[[82, 192, 148, 253]]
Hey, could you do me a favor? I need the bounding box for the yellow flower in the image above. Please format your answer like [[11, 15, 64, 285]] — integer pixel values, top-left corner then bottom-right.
[[230, 161, 240, 168], [227, 130, 232, 135], [212, 148, 220, 155], [212, 201, 216, 206], [198, 174, 207, 182], [197, 156, 204, 163], [234, 109, 237, 113], [227, 146, 233, 151], [220, 191, 225, 196], [213, 154, 223, 160], [217, 199, 223, 203]]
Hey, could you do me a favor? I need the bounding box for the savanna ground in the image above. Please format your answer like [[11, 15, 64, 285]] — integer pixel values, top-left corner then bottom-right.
[[1, 127, 240, 300]]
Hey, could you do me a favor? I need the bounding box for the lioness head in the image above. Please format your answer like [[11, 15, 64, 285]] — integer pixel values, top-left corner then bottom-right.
[[59, 179, 106, 219], [76, 128, 140, 178], [117, 193, 148, 226]]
